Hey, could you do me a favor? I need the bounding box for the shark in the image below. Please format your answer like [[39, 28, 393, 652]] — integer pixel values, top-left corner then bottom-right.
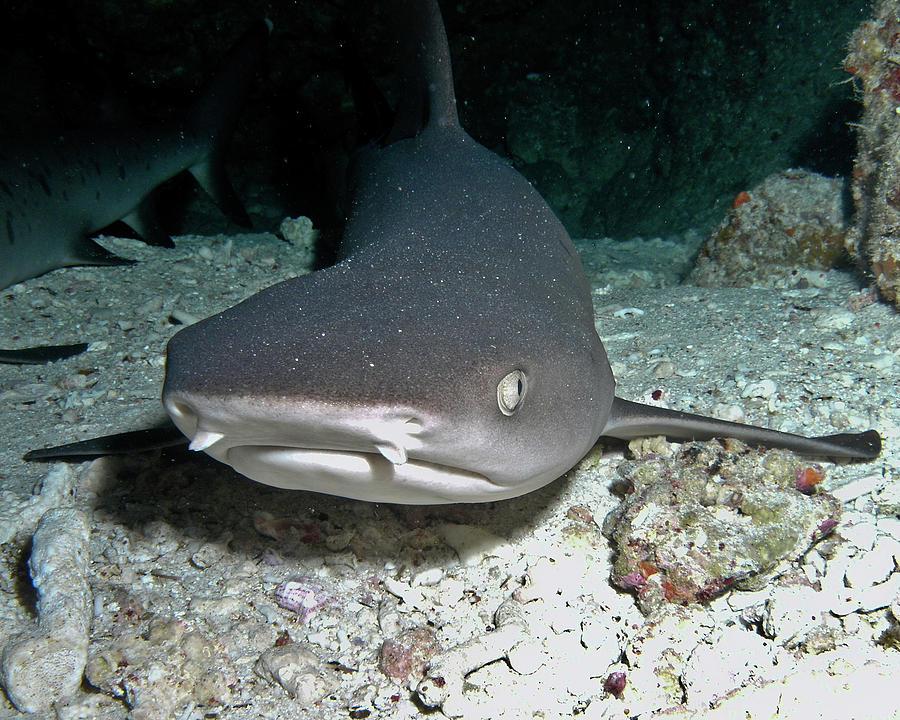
[[0, 21, 270, 362], [27, 1, 881, 503], [153, 0, 880, 504]]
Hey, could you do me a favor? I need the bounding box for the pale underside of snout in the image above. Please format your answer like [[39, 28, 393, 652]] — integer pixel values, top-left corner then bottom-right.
[[164, 392, 546, 504], [224, 446, 521, 504]]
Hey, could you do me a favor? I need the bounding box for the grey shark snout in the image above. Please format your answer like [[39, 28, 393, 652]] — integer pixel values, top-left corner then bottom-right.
[[163, 390, 510, 504]]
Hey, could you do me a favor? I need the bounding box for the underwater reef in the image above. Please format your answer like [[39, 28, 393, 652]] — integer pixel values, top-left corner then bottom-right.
[[845, 0, 900, 307]]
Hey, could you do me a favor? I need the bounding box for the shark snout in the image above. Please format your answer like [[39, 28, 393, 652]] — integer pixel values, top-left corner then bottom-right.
[[164, 390, 423, 461], [161, 389, 515, 503]]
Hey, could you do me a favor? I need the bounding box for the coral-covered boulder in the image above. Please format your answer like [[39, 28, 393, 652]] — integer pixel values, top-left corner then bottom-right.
[[689, 169, 847, 287]]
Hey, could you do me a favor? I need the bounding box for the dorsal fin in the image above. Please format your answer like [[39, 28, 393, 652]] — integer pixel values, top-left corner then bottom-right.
[[384, 0, 459, 144]]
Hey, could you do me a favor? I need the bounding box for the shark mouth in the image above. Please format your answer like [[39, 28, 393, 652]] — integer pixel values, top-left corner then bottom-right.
[[164, 396, 504, 504]]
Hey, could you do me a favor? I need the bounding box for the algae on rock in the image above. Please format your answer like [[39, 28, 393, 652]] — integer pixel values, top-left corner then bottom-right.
[[603, 439, 841, 614]]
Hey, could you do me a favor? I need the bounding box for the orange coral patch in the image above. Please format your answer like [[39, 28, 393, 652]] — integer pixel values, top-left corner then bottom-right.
[[731, 190, 751, 208]]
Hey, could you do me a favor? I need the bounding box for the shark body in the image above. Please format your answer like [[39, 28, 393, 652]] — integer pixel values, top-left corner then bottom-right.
[[0, 21, 269, 362], [154, 1, 879, 504]]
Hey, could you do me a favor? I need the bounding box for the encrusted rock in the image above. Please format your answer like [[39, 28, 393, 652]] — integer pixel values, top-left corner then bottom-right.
[[845, 0, 900, 307], [0, 507, 91, 713], [380, 626, 440, 684], [85, 609, 235, 720], [690, 169, 847, 287], [603, 439, 842, 613]]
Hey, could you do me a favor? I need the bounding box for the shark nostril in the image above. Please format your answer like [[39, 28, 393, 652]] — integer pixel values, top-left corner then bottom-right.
[[188, 429, 225, 452], [166, 399, 194, 422], [164, 397, 199, 437]]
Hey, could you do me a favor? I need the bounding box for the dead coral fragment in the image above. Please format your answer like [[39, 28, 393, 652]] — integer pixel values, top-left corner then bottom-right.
[[603, 440, 840, 614], [255, 641, 339, 702], [85, 612, 235, 720]]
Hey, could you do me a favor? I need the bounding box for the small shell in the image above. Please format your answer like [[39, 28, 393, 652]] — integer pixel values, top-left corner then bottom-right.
[[274, 577, 335, 622]]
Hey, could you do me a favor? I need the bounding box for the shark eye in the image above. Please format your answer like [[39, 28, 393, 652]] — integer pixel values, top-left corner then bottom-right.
[[497, 370, 527, 416]]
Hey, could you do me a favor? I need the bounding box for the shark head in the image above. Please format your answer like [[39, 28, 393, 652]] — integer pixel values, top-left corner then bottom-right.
[[162, 252, 614, 504]]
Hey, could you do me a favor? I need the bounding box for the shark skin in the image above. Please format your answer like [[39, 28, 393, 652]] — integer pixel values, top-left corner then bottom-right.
[[152, 0, 880, 505], [0, 21, 269, 362]]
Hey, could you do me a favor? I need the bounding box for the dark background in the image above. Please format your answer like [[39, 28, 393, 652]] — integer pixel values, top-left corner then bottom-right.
[[0, 0, 871, 241]]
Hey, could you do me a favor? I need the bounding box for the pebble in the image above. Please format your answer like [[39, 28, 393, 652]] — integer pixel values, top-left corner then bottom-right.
[[803, 549, 826, 579], [760, 585, 827, 645], [136, 296, 163, 315], [741, 378, 777, 399], [255, 642, 339, 702], [839, 518, 878, 551], [381, 575, 428, 609], [794, 269, 829, 288], [727, 588, 771, 612], [0, 508, 92, 713], [279, 216, 318, 247], [812, 306, 855, 329], [830, 572, 900, 616], [865, 353, 895, 370], [831, 474, 884, 503], [651, 361, 676, 378], [711, 403, 747, 423], [190, 538, 229, 569], [411, 567, 444, 587]]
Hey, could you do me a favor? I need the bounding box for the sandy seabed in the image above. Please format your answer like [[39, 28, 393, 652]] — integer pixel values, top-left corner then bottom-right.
[[0, 228, 898, 719]]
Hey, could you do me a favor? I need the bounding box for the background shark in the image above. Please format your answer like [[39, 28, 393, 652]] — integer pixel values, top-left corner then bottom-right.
[[0, 20, 269, 363]]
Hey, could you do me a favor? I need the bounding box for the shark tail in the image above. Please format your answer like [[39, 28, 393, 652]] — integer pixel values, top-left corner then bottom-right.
[[184, 19, 272, 227], [602, 397, 881, 460]]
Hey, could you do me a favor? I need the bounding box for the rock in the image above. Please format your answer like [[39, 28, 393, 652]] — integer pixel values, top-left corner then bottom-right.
[[255, 642, 339, 702], [0, 508, 91, 713], [603, 440, 842, 613]]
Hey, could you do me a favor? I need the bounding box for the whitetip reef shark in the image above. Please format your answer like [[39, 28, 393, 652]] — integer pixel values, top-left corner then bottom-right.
[[28, 1, 881, 503], [0, 21, 270, 364]]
